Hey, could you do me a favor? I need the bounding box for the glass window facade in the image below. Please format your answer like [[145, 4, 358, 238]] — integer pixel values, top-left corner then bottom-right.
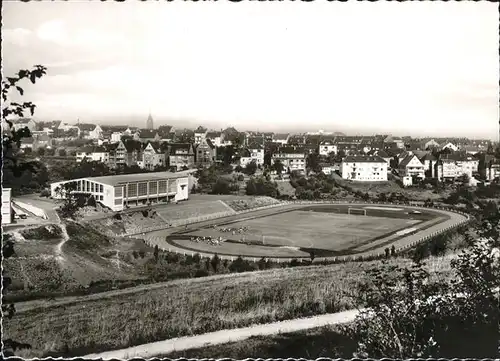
[[149, 181, 158, 194], [138, 182, 148, 196], [158, 180, 167, 194], [127, 184, 137, 197]]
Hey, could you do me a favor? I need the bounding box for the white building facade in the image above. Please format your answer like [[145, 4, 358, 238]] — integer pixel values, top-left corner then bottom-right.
[[2, 188, 12, 225], [272, 147, 307, 173], [51, 172, 189, 212], [318, 142, 338, 157], [341, 155, 388, 181]]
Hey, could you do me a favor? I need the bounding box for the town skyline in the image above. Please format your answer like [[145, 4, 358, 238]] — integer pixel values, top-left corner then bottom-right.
[[3, 1, 498, 140]]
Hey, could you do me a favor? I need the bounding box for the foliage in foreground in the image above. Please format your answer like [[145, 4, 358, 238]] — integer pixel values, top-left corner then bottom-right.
[[2, 65, 47, 356], [346, 213, 500, 358]]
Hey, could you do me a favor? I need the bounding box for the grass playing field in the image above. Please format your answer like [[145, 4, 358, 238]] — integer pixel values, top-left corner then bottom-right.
[[171, 209, 421, 258]]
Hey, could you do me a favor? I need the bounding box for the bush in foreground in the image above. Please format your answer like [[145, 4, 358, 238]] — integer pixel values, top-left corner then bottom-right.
[[346, 216, 500, 358]]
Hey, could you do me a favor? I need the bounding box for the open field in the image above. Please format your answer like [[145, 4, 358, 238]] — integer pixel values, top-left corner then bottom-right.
[[177, 210, 416, 253], [5, 255, 456, 358]]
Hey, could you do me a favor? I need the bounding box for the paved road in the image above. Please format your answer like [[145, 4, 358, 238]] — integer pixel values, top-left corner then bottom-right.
[[83, 308, 363, 359]]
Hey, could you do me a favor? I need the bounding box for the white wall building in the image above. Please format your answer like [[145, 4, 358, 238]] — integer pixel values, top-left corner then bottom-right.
[[318, 141, 338, 157], [76, 147, 110, 164], [271, 147, 307, 173], [50, 171, 189, 212], [441, 142, 459, 152], [111, 132, 123, 143], [398, 154, 425, 179], [2, 188, 12, 225], [341, 155, 388, 181], [240, 146, 264, 167]]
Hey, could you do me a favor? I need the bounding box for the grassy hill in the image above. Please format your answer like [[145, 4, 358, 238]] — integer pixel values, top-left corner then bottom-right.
[[5, 254, 455, 358]]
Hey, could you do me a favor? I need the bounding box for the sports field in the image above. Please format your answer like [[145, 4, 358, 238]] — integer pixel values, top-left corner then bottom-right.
[[170, 208, 425, 258]]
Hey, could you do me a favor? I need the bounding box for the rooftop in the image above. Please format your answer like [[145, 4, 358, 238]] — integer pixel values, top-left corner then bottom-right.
[[86, 171, 187, 187], [343, 155, 386, 163]]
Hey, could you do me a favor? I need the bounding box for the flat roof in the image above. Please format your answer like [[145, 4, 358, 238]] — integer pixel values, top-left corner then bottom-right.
[[87, 171, 188, 187]]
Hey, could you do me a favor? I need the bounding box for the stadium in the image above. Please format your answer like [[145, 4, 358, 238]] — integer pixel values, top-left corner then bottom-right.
[[142, 200, 469, 261]]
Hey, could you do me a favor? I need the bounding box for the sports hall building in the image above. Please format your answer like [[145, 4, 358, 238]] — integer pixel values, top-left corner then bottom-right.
[[50, 171, 189, 212]]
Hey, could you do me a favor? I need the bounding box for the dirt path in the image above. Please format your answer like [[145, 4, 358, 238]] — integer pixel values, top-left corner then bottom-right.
[[52, 211, 69, 263], [83, 308, 363, 359]]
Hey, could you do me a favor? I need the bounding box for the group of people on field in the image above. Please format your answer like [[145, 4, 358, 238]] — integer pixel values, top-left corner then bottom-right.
[[191, 235, 225, 246], [214, 225, 249, 235]]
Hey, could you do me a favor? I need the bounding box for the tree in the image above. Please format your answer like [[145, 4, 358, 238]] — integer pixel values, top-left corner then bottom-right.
[[335, 149, 346, 162], [2, 65, 47, 356], [229, 256, 254, 273], [211, 178, 233, 195], [273, 160, 284, 175], [210, 254, 220, 273], [346, 208, 500, 358], [309, 250, 316, 262], [245, 176, 278, 197], [153, 245, 159, 263], [244, 160, 257, 176], [54, 181, 81, 219], [258, 257, 267, 270], [58, 148, 67, 157], [390, 245, 396, 256], [306, 151, 321, 173], [37, 147, 46, 156]]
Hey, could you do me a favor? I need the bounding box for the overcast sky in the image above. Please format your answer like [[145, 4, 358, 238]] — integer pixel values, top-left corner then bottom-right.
[[3, 1, 498, 139]]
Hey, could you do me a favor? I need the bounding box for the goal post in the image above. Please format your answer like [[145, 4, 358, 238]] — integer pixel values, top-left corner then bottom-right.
[[347, 207, 367, 216]]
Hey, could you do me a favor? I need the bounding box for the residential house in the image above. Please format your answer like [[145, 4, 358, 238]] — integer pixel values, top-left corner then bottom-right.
[[419, 153, 438, 178], [441, 142, 458, 152], [288, 134, 306, 145], [12, 118, 37, 133], [462, 146, 483, 155], [194, 126, 208, 144], [138, 129, 161, 143], [340, 155, 388, 182], [169, 143, 195, 170], [262, 132, 274, 142], [34, 134, 53, 149], [397, 150, 413, 166], [318, 141, 338, 157], [20, 137, 35, 150], [436, 153, 479, 181], [76, 146, 110, 164], [157, 125, 176, 142], [205, 131, 224, 147], [273, 133, 290, 145], [333, 136, 363, 155], [486, 163, 500, 181], [398, 154, 425, 179], [239, 144, 265, 167], [371, 149, 392, 166], [195, 138, 217, 167], [111, 132, 123, 143], [384, 135, 405, 149], [221, 128, 243, 147], [138, 142, 166, 170], [271, 146, 307, 173], [123, 139, 143, 166], [319, 163, 336, 175], [77, 123, 96, 139]]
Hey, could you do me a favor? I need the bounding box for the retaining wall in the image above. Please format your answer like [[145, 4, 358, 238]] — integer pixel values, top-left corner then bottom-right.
[[12, 200, 48, 220]]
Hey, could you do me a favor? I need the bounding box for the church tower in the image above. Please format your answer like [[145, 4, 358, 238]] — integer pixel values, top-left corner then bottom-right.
[[146, 111, 154, 130]]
